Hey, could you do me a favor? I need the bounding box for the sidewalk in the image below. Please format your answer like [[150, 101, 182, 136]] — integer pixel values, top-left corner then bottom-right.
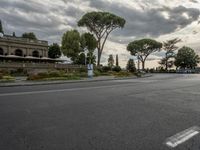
[[0, 75, 152, 87]]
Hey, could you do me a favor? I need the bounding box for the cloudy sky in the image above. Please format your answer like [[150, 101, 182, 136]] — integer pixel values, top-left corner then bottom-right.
[[0, 0, 200, 68]]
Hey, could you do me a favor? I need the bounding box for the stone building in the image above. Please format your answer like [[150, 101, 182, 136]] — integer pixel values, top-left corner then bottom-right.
[[0, 34, 49, 62]]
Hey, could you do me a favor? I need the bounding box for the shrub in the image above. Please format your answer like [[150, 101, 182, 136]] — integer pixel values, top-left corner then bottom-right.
[[113, 71, 132, 77], [0, 73, 3, 79], [48, 71, 61, 77], [0, 75, 15, 82], [112, 66, 121, 72], [93, 70, 101, 76], [37, 72, 49, 78], [79, 67, 87, 73], [102, 66, 111, 72]]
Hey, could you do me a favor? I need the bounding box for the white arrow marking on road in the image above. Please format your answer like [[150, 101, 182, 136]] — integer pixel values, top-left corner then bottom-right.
[[165, 126, 200, 148]]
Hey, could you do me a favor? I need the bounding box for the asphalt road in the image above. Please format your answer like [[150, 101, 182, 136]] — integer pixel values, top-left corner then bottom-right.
[[1, 74, 200, 150]]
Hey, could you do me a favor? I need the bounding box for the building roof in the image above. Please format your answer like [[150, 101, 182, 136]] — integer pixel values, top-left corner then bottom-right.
[[0, 34, 48, 45]]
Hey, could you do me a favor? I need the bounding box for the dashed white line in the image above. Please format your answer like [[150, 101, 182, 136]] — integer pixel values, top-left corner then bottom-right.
[[165, 126, 200, 148]]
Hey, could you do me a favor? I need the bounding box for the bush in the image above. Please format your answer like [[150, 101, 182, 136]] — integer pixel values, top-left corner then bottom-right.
[[0, 75, 15, 82], [113, 71, 132, 77], [79, 67, 87, 73], [94, 70, 101, 76], [112, 66, 121, 72], [102, 66, 112, 72], [37, 72, 49, 78], [0, 69, 9, 76], [48, 71, 61, 77], [0, 73, 3, 79], [27, 71, 82, 81]]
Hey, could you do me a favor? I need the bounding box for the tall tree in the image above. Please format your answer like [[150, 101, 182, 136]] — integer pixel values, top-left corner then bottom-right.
[[116, 54, 119, 66], [48, 43, 61, 59], [159, 58, 174, 69], [162, 38, 181, 70], [22, 32, 37, 40], [126, 59, 136, 72], [174, 46, 200, 69], [0, 20, 3, 34], [12, 32, 16, 37], [108, 54, 114, 67], [127, 38, 162, 70], [80, 33, 97, 64], [61, 30, 81, 62], [78, 11, 126, 66]]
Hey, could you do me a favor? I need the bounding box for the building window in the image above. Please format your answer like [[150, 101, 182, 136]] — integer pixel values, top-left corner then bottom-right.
[[15, 49, 23, 56], [0, 48, 3, 55], [32, 50, 39, 57]]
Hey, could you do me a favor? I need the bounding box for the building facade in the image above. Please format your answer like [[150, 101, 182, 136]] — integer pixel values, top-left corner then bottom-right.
[[0, 34, 48, 60]]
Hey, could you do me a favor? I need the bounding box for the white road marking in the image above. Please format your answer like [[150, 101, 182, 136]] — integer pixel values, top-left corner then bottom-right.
[[165, 126, 200, 148], [0, 83, 134, 97]]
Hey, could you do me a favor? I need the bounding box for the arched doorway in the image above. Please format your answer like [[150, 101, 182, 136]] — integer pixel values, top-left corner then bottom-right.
[[32, 50, 39, 57], [0, 48, 3, 55], [15, 49, 23, 56]]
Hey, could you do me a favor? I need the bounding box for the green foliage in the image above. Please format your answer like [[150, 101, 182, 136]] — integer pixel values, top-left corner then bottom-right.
[[78, 11, 126, 66], [159, 58, 174, 70], [27, 71, 81, 81], [0, 20, 3, 34], [0, 75, 15, 82], [113, 71, 133, 77], [161, 38, 181, 70], [87, 52, 96, 64], [127, 38, 162, 70], [80, 33, 97, 52], [22, 32, 37, 40], [102, 66, 112, 72], [126, 59, 136, 72], [48, 43, 61, 59], [112, 66, 121, 72], [174, 46, 200, 69], [93, 70, 101, 76], [62, 31, 96, 65], [61, 30, 80, 62], [80, 33, 97, 64], [75, 53, 86, 65], [108, 54, 114, 67]]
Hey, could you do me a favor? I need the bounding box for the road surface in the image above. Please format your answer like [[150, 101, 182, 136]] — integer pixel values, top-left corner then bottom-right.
[[1, 74, 200, 150]]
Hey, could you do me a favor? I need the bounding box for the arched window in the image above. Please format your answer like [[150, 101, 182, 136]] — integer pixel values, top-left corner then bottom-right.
[[15, 49, 23, 56], [0, 48, 3, 55], [32, 50, 39, 57]]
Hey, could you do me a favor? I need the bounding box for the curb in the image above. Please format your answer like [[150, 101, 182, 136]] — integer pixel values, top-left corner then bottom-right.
[[0, 75, 153, 87]]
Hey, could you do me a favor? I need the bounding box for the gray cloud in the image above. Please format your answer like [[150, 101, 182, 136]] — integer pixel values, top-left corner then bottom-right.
[[0, 0, 200, 67], [89, 0, 200, 44]]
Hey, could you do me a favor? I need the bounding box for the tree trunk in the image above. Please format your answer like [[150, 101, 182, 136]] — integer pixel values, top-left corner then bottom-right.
[[97, 49, 101, 66], [165, 53, 168, 71], [142, 61, 145, 71]]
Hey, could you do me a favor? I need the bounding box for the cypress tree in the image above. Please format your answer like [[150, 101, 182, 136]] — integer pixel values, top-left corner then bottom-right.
[[0, 20, 4, 34], [116, 54, 119, 66]]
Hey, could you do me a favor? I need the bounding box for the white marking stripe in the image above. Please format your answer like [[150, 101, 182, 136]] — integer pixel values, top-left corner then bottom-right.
[[165, 126, 200, 148]]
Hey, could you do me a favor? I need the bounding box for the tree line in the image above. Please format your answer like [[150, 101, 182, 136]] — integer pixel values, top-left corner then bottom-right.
[[1, 10, 199, 71]]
